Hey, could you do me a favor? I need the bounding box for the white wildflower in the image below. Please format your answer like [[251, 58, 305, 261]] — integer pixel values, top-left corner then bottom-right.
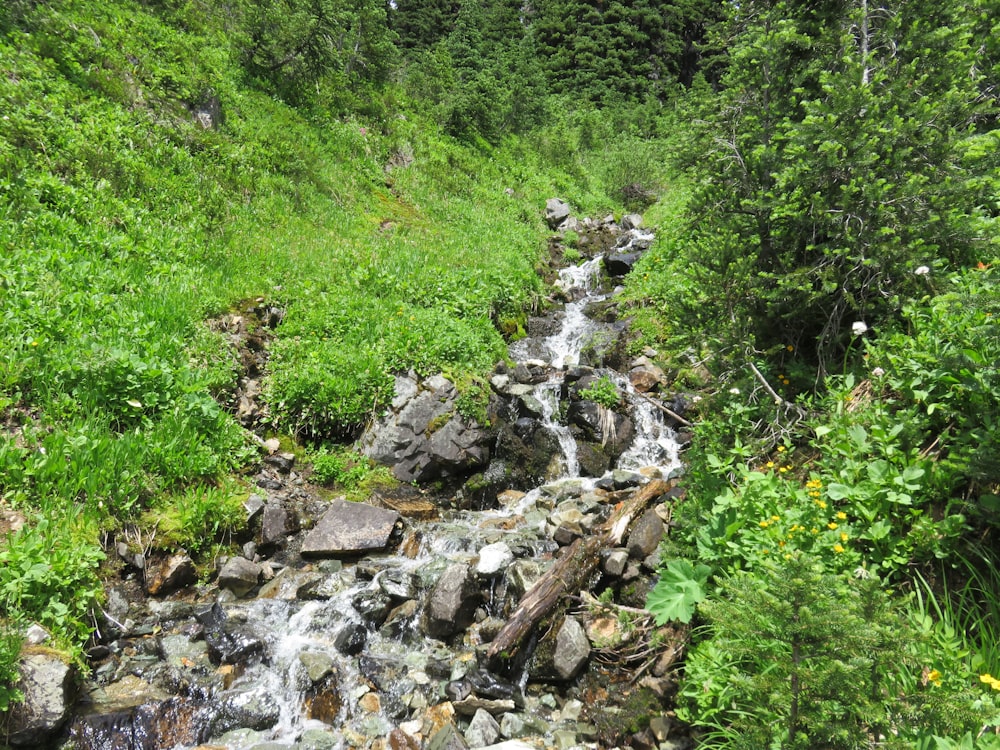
[[915, 265, 930, 276], [871, 367, 885, 377], [851, 321, 868, 336], [729, 387, 740, 395]]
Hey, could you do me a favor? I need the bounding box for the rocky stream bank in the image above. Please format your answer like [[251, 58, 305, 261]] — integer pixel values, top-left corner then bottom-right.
[[4, 201, 696, 750]]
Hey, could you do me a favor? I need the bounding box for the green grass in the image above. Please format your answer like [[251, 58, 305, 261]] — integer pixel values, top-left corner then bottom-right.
[[0, 0, 634, 684]]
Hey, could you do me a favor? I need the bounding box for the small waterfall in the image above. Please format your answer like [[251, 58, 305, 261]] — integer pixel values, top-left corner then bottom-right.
[[535, 380, 579, 477], [76, 225, 686, 750]]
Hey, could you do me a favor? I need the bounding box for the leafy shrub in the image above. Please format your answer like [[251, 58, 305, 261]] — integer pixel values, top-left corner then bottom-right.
[[0, 624, 23, 713], [0, 513, 104, 647], [679, 557, 991, 748], [310, 447, 373, 488], [578, 376, 621, 409]]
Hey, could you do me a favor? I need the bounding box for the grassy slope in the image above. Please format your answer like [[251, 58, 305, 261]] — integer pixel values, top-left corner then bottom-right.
[[0, 0, 629, 672]]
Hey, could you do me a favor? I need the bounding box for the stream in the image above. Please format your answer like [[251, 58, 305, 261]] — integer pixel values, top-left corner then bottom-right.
[[65, 221, 686, 750]]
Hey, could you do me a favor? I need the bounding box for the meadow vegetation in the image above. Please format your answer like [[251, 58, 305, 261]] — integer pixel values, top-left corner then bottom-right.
[[1, 0, 999, 745]]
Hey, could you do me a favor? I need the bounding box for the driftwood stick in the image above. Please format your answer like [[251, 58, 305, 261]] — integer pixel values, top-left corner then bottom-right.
[[486, 479, 671, 662]]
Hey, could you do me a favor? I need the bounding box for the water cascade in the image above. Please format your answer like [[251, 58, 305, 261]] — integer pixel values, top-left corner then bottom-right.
[[65, 218, 686, 750]]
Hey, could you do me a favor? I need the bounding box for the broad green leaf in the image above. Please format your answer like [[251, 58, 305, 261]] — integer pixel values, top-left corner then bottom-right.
[[647, 559, 712, 625], [867, 459, 889, 484], [826, 482, 853, 500]]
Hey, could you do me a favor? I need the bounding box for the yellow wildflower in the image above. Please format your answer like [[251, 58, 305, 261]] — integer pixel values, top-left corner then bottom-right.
[[840, 532, 849, 542], [980, 674, 1000, 690], [759, 520, 770, 528], [828, 522, 838, 530], [836, 511, 847, 520], [771, 515, 780, 522], [766, 461, 775, 469], [815, 500, 827, 509], [927, 669, 942, 687], [833, 544, 845, 554], [777, 446, 785, 453]]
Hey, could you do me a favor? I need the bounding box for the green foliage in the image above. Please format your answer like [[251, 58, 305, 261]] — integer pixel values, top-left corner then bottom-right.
[[0, 623, 24, 713], [236, 0, 398, 112], [0, 513, 104, 648], [649, 0, 988, 371], [141, 481, 248, 556], [647, 558, 710, 624], [679, 557, 991, 748], [578, 376, 621, 409], [310, 447, 373, 488]]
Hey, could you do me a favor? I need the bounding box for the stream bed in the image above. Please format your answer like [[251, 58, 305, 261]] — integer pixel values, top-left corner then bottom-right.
[[60, 215, 690, 750]]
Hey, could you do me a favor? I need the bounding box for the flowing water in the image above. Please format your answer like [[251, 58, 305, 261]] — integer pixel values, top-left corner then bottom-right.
[[74, 228, 682, 750]]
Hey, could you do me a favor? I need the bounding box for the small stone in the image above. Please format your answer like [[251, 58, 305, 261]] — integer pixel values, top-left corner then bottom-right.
[[601, 549, 629, 577], [359, 692, 381, 713], [217, 556, 261, 598], [24, 624, 50, 645], [476, 542, 514, 576], [649, 715, 672, 741], [299, 651, 336, 684], [553, 728, 578, 750], [464, 708, 500, 748]]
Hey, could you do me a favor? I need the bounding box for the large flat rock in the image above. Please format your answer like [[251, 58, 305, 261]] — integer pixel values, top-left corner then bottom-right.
[[301, 500, 401, 557]]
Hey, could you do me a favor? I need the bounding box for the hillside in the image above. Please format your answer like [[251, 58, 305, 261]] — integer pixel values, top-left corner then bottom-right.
[[3, 0, 1000, 747]]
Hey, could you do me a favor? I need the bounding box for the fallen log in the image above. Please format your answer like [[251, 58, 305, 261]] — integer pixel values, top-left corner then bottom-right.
[[486, 478, 672, 662]]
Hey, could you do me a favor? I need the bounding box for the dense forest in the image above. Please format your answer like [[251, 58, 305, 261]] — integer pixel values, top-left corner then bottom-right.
[[1, 0, 999, 746]]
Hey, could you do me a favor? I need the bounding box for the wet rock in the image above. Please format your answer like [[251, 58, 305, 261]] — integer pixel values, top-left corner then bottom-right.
[[299, 651, 336, 683], [627, 509, 664, 560], [381, 599, 420, 639], [195, 603, 266, 666], [6, 651, 75, 746], [334, 622, 367, 656], [303, 674, 342, 724], [352, 586, 394, 626], [68, 696, 203, 750], [452, 697, 516, 716], [422, 563, 481, 639], [144, 553, 197, 596], [378, 569, 420, 601], [604, 251, 642, 277], [465, 708, 501, 747], [389, 727, 423, 750], [505, 560, 547, 600], [218, 556, 261, 598], [263, 451, 295, 473], [628, 356, 666, 393], [301, 500, 401, 557], [476, 542, 514, 577], [208, 684, 282, 736], [545, 198, 571, 229], [160, 633, 210, 669], [622, 213, 643, 230], [295, 572, 347, 601], [300, 728, 340, 750]]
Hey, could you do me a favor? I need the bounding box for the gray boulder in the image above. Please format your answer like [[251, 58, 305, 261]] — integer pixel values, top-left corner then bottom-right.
[[6, 652, 75, 746], [422, 563, 481, 639], [301, 500, 401, 557], [361, 374, 491, 482], [545, 198, 571, 229], [627, 508, 665, 560], [465, 708, 501, 748], [528, 615, 590, 682], [218, 556, 262, 597]]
